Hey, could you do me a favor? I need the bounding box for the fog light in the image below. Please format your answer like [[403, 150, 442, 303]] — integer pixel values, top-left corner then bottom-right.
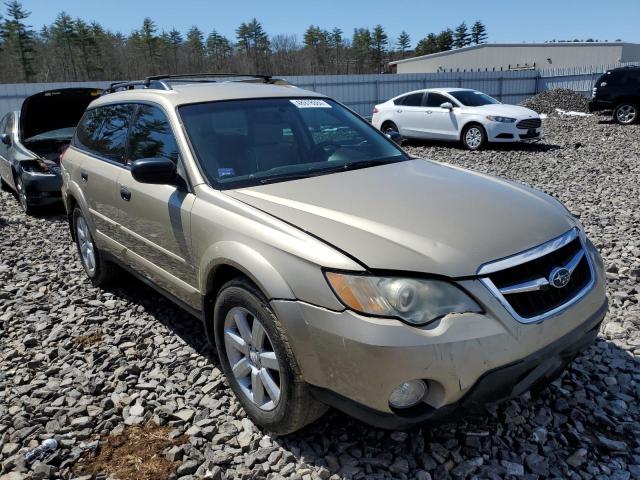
[[389, 380, 427, 408]]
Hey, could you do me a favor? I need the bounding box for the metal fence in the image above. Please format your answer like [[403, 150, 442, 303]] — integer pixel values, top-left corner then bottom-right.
[[0, 62, 638, 119]]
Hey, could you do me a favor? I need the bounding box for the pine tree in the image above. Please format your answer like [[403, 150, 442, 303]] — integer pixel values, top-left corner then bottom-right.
[[470, 20, 488, 44], [51, 12, 78, 80], [371, 24, 388, 72], [415, 33, 439, 56], [396, 31, 411, 58], [437, 28, 454, 51], [139, 17, 158, 73], [329, 27, 344, 73], [2, 1, 36, 81], [352, 28, 372, 73], [454, 22, 470, 48]]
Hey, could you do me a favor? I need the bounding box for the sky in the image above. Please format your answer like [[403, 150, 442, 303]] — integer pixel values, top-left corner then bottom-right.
[[18, 0, 640, 47]]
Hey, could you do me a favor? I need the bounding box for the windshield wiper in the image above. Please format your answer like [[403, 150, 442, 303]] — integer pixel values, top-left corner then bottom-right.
[[257, 158, 404, 185]]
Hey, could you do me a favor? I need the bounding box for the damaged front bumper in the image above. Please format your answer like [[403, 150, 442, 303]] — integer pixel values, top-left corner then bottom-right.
[[21, 169, 63, 206]]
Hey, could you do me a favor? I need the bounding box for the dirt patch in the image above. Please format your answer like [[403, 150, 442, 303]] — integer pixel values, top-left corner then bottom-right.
[[74, 330, 103, 348], [73, 424, 187, 480]]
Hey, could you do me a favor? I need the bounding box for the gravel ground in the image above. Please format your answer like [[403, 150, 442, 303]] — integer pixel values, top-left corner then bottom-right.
[[1, 114, 639, 480], [520, 89, 591, 114]]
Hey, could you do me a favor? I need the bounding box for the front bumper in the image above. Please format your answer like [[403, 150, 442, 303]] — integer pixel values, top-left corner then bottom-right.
[[271, 243, 607, 428], [21, 171, 63, 206], [484, 121, 542, 143], [310, 300, 606, 429]]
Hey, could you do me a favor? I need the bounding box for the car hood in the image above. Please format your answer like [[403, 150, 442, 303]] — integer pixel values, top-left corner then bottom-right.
[[462, 103, 539, 118], [225, 160, 574, 277], [20, 87, 102, 142]]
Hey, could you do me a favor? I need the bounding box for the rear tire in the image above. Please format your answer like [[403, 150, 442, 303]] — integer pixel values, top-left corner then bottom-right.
[[213, 278, 328, 434], [0, 177, 9, 192], [382, 121, 399, 135], [461, 124, 487, 151], [613, 103, 638, 125], [72, 207, 117, 286]]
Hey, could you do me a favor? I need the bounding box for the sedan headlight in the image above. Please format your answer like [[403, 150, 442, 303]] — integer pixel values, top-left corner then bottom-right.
[[325, 272, 482, 326], [486, 115, 516, 123]]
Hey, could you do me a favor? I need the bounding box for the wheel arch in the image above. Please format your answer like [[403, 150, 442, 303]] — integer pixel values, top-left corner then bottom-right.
[[200, 242, 295, 344], [459, 120, 486, 141]]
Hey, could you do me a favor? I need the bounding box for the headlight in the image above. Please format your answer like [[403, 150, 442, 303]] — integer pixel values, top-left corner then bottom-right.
[[486, 115, 516, 123], [22, 159, 52, 174], [325, 272, 482, 326]]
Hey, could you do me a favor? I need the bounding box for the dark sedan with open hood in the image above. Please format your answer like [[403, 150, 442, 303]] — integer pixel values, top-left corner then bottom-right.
[[0, 87, 101, 214]]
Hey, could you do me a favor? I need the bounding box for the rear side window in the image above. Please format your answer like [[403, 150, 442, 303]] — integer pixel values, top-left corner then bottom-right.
[[394, 92, 424, 107], [128, 105, 180, 163], [75, 104, 134, 162], [425, 93, 450, 107]]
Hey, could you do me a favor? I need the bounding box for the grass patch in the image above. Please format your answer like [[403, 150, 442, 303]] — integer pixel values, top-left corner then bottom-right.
[[73, 424, 187, 480]]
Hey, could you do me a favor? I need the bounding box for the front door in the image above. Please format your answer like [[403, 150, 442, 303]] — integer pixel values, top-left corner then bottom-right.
[[115, 103, 198, 308], [423, 93, 459, 140]]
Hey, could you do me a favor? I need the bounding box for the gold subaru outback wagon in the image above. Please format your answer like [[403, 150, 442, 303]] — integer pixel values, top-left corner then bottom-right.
[[61, 74, 608, 433]]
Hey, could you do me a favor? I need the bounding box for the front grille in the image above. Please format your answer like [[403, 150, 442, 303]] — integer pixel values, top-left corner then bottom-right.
[[481, 232, 593, 321], [516, 118, 542, 129]]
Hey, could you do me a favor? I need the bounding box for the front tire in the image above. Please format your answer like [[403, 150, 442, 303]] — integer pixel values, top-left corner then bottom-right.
[[613, 103, 638, 125], [214, 278, 328, 434], [0, 177, 9, 192], [461, 124, 487, 150], [72, 207, 117, 286], [15, 175, 34, 215]]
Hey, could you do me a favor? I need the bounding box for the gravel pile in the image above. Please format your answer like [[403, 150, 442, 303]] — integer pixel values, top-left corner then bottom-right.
[[520, 89, 591, 114], [1, 115, 639, 480]]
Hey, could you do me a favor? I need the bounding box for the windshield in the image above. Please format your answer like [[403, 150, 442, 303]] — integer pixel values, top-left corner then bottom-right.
[[449, 90, 500, 107], [179, 98, 407, 188], [24, 127, 76, 143]]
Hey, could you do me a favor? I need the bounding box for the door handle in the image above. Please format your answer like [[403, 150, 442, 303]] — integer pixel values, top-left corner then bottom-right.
[[120, 186, 131, 202], [80, 171, 88, 182], [426, 110, 432, 114], [396, 109, 402, 113]]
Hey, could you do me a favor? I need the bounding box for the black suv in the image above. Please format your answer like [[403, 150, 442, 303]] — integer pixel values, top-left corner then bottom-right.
[[589, 66, 640, 125]]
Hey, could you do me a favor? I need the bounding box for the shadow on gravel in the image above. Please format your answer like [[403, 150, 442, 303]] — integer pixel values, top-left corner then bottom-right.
[[405, 139, 562, 153]]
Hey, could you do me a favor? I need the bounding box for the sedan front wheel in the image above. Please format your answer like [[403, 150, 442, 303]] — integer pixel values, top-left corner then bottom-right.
[[462, 124, 487, 151]]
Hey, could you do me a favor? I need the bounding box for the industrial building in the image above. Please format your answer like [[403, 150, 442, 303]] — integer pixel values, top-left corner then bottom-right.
[[389, 42, 640, 73]]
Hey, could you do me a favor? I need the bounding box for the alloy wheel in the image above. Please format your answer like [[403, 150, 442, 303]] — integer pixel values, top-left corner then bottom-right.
[[223, 306, 281, 411], [465, 127, 483, 149], [76, 216, 97, 276], [616, 105, 637, 124]]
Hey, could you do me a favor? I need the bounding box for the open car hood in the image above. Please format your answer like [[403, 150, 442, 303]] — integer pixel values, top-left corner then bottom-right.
[[20, 88, 102, 142]]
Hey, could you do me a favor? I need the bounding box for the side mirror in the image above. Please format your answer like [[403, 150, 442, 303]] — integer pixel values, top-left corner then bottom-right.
[[1, 133, 11, 146], [440, 102, 454, 111], [385, 131, 404, 145], [131, 158, 177, 185]]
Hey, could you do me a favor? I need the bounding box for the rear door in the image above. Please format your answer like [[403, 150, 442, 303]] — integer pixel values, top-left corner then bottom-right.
[[393, 92, 428, 138], [115, 103, 198, 308], [74, 103, 135, 254], [423, 92, 459, 139]]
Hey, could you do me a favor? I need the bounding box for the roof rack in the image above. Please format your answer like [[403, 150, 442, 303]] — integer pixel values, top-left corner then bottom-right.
[[103, 73, 283, 94]]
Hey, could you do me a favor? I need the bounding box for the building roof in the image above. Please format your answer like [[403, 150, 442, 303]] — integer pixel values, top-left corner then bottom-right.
[[389, 42, 633, 66]]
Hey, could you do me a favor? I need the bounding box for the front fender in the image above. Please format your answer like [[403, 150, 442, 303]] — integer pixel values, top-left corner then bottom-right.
[[199, 241, 295, 301]]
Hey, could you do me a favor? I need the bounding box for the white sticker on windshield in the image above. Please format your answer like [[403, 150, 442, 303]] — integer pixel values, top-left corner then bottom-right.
[[290, 99, 331, 108]]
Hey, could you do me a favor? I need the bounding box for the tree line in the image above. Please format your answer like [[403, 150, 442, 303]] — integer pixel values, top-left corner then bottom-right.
[[0, 1, 489, 82]]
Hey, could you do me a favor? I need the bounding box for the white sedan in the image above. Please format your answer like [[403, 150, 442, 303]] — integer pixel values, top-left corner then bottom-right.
[[372, 88, 542, 150]]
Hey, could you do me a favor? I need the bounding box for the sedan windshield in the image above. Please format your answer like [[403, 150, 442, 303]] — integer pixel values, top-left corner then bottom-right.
[[179, 98, 407, 188], [24, 127, 76, 143], [449, 90, 500, 107]]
